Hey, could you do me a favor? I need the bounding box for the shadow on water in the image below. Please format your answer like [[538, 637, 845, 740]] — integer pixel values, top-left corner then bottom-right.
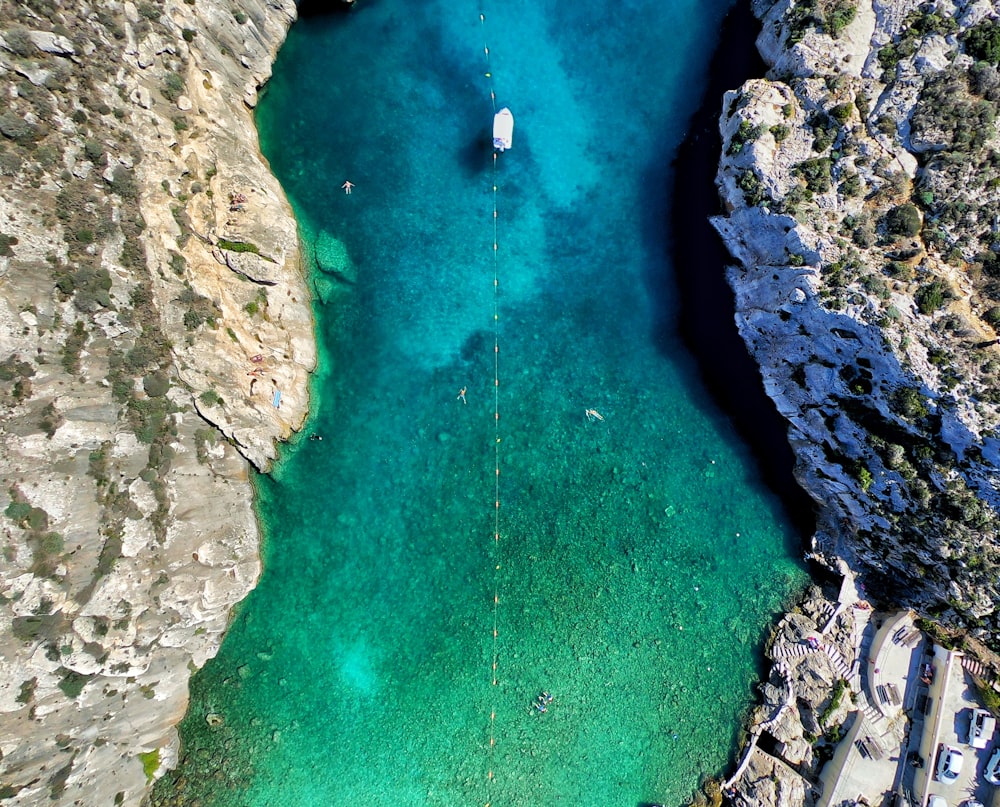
[[458, 129, 495, 177], [649, 0, 817, 540], [296, 0, 357, 20]]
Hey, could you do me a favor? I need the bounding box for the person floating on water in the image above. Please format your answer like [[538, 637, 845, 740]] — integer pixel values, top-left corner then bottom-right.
[[585, 408, 604, 422], [457, 387, 467, 404], [341, 180, 354, 195], [533, 691, 553, 712], [309, 434, 323, 441]]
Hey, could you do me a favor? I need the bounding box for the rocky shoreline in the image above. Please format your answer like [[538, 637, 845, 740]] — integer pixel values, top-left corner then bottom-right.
[[714, 0, 1000, 804], [0, 2, 312, 804]]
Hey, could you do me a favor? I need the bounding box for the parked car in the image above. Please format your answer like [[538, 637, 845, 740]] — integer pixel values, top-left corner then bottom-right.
[[928, 796, 947, 807], [986, 745, 1000, 785], [971, 708, 997, 749], [936, 744, 964, 783]]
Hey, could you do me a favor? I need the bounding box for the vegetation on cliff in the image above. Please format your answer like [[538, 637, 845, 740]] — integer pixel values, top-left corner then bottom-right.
[[716, 0, 1000, 648]]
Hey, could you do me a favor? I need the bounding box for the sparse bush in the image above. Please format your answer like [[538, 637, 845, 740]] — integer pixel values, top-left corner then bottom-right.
[[57, 669, 90, 699], [199, 389, 223, 407], [770, 123, 790, 142], [109, 166, 138, 200], [825, 1, 857, 37], [182, 28, 196, 42], [138, 2, 161, 20], [61, 321, 87, 374], [161, 72, 185, 103], [830, 102, 854, 124], [840, 172, 862, 197], [0, 112, 40, 146], [916, 280, 948, 314], [39, 402, 63, 438], [794, 157, 833, 193], [5, 26, 35, 58], [727, 120, 764, 155], [217, 239, 261, 254]]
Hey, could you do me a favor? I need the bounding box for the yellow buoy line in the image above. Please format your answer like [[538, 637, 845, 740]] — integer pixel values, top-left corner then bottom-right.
[[479, 9, 503, 807]]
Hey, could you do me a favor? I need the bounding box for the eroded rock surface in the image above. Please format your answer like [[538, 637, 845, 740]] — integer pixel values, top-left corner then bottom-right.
[[0, 1, 313, 804]]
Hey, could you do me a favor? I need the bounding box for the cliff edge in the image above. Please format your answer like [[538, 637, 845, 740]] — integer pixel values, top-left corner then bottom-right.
[[0, 1, 313, 804], [715, 0, 1000, 639]]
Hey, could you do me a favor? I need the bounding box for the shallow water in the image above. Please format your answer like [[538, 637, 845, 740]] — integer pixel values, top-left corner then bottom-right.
[[159, 2, 808, 805]]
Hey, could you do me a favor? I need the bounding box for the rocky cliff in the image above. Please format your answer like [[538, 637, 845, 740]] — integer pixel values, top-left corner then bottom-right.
[[0, 1, 313, 804], [714, 0, 1000, 641]]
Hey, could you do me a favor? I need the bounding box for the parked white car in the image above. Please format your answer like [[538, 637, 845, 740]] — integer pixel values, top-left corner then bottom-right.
[[936, 744, 964, 783], [986, 745, 1000, 785], [927, 796, 947, 807], [970, 708, 997, 749]]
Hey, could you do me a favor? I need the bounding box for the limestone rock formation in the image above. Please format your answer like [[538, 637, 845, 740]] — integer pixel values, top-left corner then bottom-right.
[[0, 1, 313, 804], [715, 0, 1000, 638]]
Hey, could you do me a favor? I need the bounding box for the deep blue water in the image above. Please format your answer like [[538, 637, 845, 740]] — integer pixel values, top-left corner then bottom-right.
[[157, 2, 808, 805]]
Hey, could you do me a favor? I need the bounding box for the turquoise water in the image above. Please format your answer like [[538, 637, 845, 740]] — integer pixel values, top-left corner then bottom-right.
[[156, 2, 808, 805]]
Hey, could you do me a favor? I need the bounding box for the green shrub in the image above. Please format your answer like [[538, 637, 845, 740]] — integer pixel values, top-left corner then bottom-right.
[[893, 386, 929, 419], [916, 280, 948, 314], [143, 373, 170, 398], [83, 139, 104, 164], [819, 678, 849, 725], [138, 2, 161, 20], [217, 239, 260, 254], [234, 10, 248, 24], [161, 72, 185, 103], [737, 170, 768, 207], [984, 306, 1000, 328], [61, 321, 88, 374], [770, 124, 790, 142], [794, 157, 833, 193], [965, 19, 1000, 64], [839, 172, 862, 197], [57, 669, 90, 699], [199, 389, 223, 407], [727, 120, 764, 155], [809, 113, 839, 152], [830, 102, 854, 124], [182, 28, 196, 42], [139, 750, 160, 781], [886, 203, 922, 237], [886, 261, 913, 281], [826, 1, 857, 37]]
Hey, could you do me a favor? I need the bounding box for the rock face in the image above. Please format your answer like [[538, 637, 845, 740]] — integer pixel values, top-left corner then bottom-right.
[[0, 1, 313, 805], [715, 0, 1000, 637]]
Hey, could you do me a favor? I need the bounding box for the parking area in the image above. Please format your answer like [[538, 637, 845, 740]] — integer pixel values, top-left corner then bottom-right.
[[918, 648, 996, 807], [811, 608, 1000, 807]]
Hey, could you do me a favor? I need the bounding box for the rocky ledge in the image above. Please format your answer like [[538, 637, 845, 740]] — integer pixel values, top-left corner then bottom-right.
[[0, 1, 313, 804]]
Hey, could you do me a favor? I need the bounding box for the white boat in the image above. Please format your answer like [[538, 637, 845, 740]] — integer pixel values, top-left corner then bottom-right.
[[493, 107, 514, 152]]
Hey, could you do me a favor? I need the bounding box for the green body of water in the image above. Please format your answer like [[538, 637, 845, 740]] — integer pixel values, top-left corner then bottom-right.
[[156, 2, 808, 805]]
